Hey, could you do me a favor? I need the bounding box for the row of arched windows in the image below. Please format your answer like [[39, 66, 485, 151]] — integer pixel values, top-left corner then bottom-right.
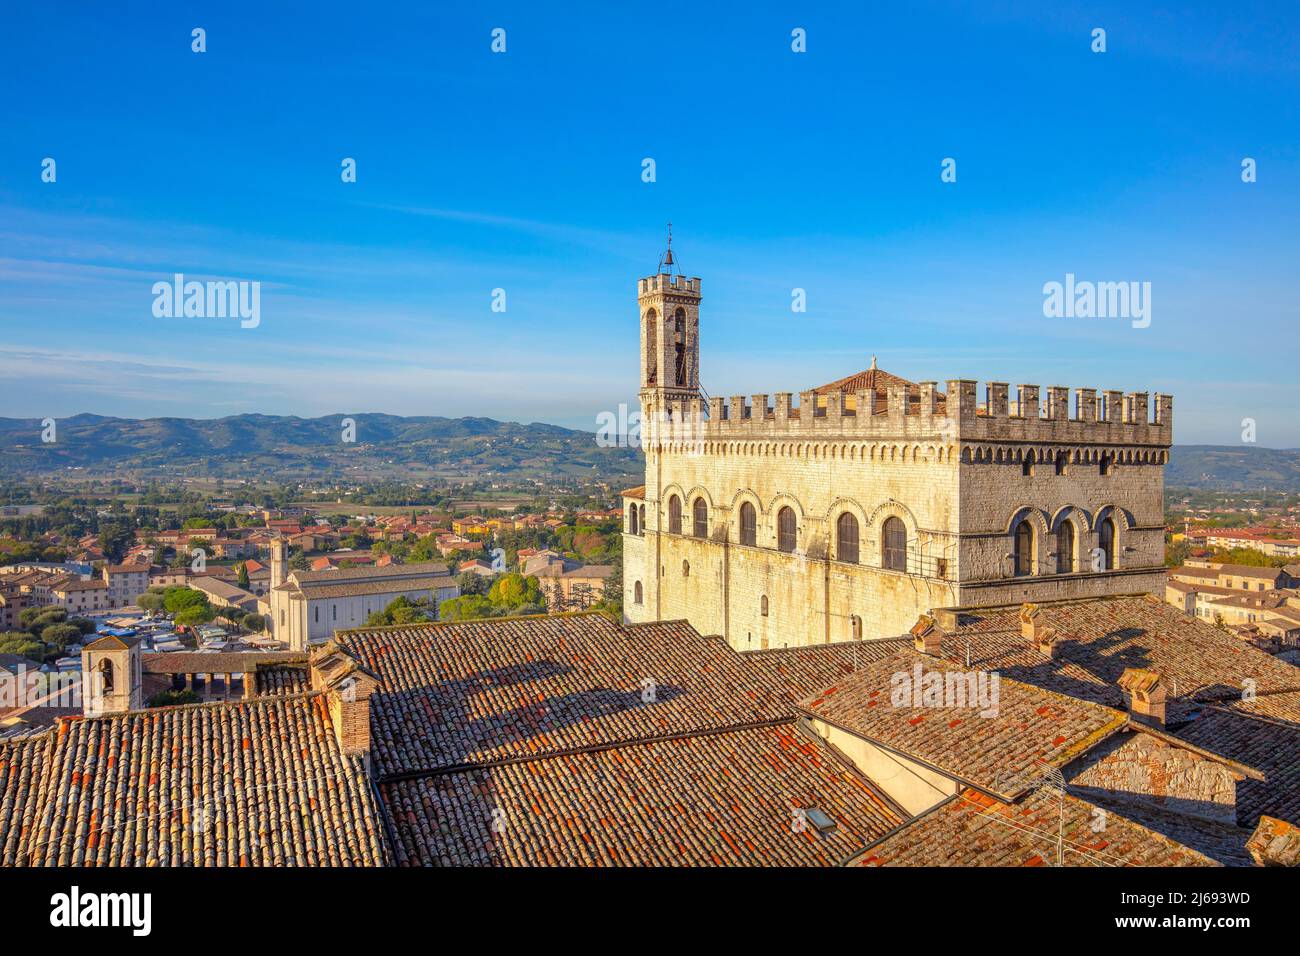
[[1012, 515, 1117, 576], [659, 494, 909, 570], [635, 493, 1121, 579]]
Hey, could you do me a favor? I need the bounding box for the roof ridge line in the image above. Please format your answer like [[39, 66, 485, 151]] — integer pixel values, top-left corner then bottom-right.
[[375, 715, 798, 785]]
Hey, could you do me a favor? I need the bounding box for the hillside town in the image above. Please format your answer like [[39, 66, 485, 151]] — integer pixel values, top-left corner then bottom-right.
[[0, 501, 621, 719], [2, 255, 1299, 878]]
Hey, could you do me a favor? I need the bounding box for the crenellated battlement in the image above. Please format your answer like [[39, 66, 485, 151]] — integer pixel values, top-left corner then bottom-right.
[[643, 380, 1172, 448], [638, 274, 701, 296]]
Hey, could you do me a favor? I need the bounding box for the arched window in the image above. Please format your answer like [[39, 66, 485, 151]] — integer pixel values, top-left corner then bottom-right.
[[1022, 450, 1035, 477], [777, 507, 797, 553], [682, 560, 690, 577], [882, 517, 907, 571], [628, 505, 639, 535], [634, 581, 643, 605], [1014, 522, 1034, 577], [98, 658, 114, 693], [1057, 521, 1075, 573], [1099, 453, 1113, 476], [760, 595, 769, 617], [668, 495, 682, 534], [644, 309, 658, 385], [693, 498, 708, 538], [673, 308, 688, 385], [638, 504, 645, 535], [850, 615, 862, 640], [1098, 517, 1116, 571], [1055, 452, 1068, 476], [739, 502, 756, 547], [837, 513, 860, 564]]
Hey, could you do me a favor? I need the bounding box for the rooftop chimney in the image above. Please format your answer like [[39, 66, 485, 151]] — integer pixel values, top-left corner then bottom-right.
[[1019, 603, 1041, 640], [1246, 816, 1300, 867], [309, 642, 381, 758], [1117, 667, 1167, 728], [911, 614, 942, 656]]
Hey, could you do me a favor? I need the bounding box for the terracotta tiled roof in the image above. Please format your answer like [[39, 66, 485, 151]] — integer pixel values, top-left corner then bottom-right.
[[740, 638, 910, 706], [52, 579, 107, 592], [293, 561, 449, 585], [381, 724, 903, 866], [0, 735, 46, 864], [337, 614, 910, 866], [620, 485, 646, 500], [797, 649, 1128, 801], [928, 596, 1300, 722], [1175, 695, 1300, 828], [142, 651, 303, 675], [254, 664, 310, 697], [813, 362, 915, 397], [339, 615, 822, 777], [289, 574, 456, 600], [0, 694, 386, 866], [855, 787, 1223, 867]]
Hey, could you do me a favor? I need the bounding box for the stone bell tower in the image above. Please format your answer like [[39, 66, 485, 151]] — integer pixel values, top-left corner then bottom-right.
[[81, 634, 143, 716], [638, 224, 702, 408]]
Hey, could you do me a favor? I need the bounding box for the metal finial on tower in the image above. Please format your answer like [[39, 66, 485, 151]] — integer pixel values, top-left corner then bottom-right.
[[658, 222, 679, 274]]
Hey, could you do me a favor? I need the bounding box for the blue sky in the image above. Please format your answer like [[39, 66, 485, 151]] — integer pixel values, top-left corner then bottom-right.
[[1, 1, 1297, 445]]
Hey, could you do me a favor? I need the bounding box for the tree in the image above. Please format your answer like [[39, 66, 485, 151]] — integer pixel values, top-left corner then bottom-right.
[[68, 617, 96, 635], [174, 605, 214, 627], [20, 606, 68, 637], [457, 571, 490, 596], [406, 534, 442, 563], [41, 623, 83, 649], [236, 562, 251, 589], [19, 605, 66, 632], [593, 560, 623, 619], [365, 595, 437, 627], [0, 632, 44, 662], [1165, 539, 1192, 568], [241, 611, 266, 633], [162, 586, 215, 626], [162, 586, 208, 616], [487, 573, 541, 611], [136, 590, 165, 612], [1209, 547, 1290, 568], [148, 689, 201, 708], [437, 594, 493, 621], [97, 523, 135, 563]]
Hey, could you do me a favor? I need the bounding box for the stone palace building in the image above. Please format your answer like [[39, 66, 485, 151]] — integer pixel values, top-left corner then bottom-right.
[[622, 245, 1172, 648]]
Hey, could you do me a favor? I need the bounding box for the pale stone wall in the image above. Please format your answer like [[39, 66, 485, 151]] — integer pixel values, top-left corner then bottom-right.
[[628, 438, 962, 646], [810, 718, 955, 816], [622, 270, 1172, 649], [1070, 733, 1239, 825]]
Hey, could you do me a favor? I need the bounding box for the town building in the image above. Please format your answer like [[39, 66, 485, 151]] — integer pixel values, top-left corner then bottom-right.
[[522, 550, 613, 610], [267, 540, 458, 652], [1165, 562, 1300, 647], [622, 251, 1172, 648], [102, 562, 151, 608]]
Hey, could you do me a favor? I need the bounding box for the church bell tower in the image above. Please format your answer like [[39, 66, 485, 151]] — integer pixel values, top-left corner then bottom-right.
[[638, 225, 702, 408]]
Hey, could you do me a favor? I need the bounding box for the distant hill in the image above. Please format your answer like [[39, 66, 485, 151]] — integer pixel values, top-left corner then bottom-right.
[[1168, 445, 1300, 491], [2, 416, 1295, 492], [0, 413, 642, 486]]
